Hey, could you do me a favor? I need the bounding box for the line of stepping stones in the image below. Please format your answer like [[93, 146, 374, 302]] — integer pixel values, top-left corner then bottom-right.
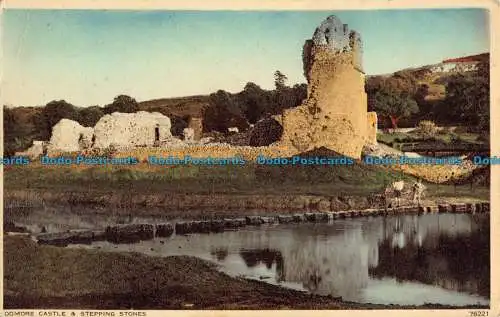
[[33, 202, 490, 247]]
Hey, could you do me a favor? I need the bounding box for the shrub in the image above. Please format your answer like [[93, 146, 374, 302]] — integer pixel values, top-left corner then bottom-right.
[[102, 144, 117, 158], [416, 120, 438, 139], [477, 134, 490, 143], [450, 134, 463, 144]]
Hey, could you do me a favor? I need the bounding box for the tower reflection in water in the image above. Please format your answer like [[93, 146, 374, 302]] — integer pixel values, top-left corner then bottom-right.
[[230, 214, 489, 302]]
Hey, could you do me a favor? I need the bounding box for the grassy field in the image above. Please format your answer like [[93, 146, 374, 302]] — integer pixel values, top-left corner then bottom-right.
[[3, 159, 489, 201], [4, 158, 416, 195]]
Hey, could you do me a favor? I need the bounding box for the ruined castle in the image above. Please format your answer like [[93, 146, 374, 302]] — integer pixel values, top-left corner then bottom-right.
[[17, 15, 377, 160], [275, 15, 377, 158]]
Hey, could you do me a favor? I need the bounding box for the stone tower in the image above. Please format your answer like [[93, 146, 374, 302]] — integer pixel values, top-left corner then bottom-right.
[[277, 15, 376, 158]]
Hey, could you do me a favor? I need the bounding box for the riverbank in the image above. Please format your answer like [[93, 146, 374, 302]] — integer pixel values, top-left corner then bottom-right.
[[4, 183, 489, 219], [4, 158, 489, 216], [3, 235, 488, 310]]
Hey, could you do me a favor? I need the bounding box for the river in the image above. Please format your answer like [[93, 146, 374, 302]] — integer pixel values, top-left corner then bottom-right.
[[7, 208, 490, 306]]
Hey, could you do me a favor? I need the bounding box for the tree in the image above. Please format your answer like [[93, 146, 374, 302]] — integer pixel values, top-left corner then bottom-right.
[[274, 70, 288, 91], [78, 106, 105, 127], [373, 88, 419, 129], [203, 90, 249, 133], [3, 107, 17, 140], [34, 100, 80, 140], [4, 107, 20, 156], [239, 82, 269, 123], [103, 95, 139, 114], [292, 83, 307, 104], [444, 61, 489, 132]]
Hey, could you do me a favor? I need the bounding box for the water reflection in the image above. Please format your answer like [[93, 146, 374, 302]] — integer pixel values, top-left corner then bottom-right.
[[210, 248, 229, 262], [201, 214, 489, 305], [370, 215, 490, 298], [22, 208, 489, 306]]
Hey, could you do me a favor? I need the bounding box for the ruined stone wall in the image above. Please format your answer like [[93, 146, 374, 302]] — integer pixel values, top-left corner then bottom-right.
[[47, 119, 94, 154], [188, 117, 203, 141], [93, 111, 172, 149], [278, 49, 368, 158], [366, 112, 378, 145], [15, 140, 46, 159], [349, 30, 363, 73], [116, 143, 297, 163]]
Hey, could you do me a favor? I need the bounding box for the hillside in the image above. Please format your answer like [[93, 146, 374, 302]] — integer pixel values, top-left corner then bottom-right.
[[137, 52, 489, 129], [138, 95, 210, 118], [442, 52, 489, 63], [366, 52, 489, 127], [368, 52, 489, 102]]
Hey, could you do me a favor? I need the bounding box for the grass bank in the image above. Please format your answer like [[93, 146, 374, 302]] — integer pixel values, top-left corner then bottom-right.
[[3, 159, 488, 217], [5, 160, 487, 196]]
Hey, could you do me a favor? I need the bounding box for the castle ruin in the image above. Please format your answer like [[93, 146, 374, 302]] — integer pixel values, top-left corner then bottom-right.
[[276, 15, 377, 158], [92, 112, 172, 149], [16, 15, 377, 160], [16, 112, 176, 158]]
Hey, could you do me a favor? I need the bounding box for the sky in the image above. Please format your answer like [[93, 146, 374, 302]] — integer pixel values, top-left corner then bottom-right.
[[1, 9, 490, 107]]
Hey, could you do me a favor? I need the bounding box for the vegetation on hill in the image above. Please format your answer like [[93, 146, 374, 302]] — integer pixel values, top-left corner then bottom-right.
[[366, 55, 489, 134], [442, 52, 489, 63]]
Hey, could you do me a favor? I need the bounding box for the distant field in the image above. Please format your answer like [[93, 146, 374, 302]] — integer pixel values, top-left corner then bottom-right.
[[138, 95, 209, 118]]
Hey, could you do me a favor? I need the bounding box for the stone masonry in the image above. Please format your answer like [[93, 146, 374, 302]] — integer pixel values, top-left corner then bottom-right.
[[15, 140, 46, 158], [47, 119, 94, 153], [93, 111, 172, 149], [277, 15, 377, 158], [29, 111, 175, 156]]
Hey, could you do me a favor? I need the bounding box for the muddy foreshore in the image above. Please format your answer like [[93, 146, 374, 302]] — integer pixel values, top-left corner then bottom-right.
[[5, 189, 383, 213], [3, 236, 489, 310]]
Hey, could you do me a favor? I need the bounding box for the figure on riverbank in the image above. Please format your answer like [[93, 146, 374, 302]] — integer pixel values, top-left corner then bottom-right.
[[412, 179, 426, 205], [384, 180, 405, 207]]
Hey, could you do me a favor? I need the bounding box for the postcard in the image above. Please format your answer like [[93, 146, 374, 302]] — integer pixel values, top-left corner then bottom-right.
[[1, 1, 498, 315]]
